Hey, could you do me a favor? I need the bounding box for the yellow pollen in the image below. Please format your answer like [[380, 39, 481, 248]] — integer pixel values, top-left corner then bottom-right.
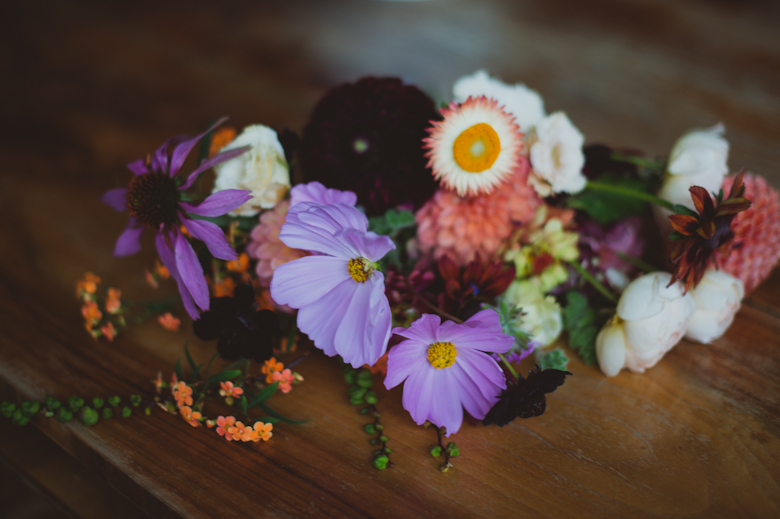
[[427, 341, 457, 369], [347, 258, 371, 283], [452, 123, 501, 173]]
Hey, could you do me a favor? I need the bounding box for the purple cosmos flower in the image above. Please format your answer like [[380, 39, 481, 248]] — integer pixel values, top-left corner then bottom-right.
[[101, 119, 252, 318], [289, 181, 357, 208], [270, 201, 395, 368], [384, 310, 514, 436]]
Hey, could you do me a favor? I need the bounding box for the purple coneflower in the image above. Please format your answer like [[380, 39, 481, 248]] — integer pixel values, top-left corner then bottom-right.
[[384, 310, 513, 435], [101, 119, 252, 318], [270, 201, 395, 368]]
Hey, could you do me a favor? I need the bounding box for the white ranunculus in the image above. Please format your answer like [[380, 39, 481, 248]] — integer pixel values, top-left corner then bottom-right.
[[452, 70, 546, 133], [657, 124, 729, 210], [501, 280, 563, 347], [685, 269, 743, 344], [596, 272, 696, 377], [528, 112, 586, 197], [212, 125, 290, 217]]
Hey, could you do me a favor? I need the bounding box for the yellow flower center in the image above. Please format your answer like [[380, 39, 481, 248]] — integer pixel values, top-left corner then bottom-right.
[[348, 257, 372, 283], [427, 341, 457, 369], [452, 123, 501, 173]]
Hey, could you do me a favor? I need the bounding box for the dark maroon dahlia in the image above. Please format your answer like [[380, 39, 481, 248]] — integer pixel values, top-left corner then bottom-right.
[[299, 77, 440, 216]]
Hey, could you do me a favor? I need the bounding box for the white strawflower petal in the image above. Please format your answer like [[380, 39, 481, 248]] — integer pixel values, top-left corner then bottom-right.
[[596, 320, 627, 377]]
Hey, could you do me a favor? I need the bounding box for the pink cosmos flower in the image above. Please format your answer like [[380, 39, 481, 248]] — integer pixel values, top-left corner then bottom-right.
[[101, 119, 252, 318], [270, 201, 395, 368], [384, 310, 513, 435]]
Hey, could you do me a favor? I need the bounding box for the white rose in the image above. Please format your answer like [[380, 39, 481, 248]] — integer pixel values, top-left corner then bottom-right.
[[212, 125, 290, 217], [657, 124, 729, 210], [685, 269, 743, 344], [452, 70, 546, 133], [528, 112, 586, 197], [501, 280, 563, 347], [596, 272, 696, 377]]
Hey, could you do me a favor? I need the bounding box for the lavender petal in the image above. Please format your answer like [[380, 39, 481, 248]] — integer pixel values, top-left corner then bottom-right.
[[179, 146, 250, 190], [113, 220, 143, 256], [180, 189, 252, 217], [180, 215, 238, 261], [174, 231, 210, 311], [126, 159, 148, 175], [101, 188, 128, 212], [155, 232, 200, 319], [169, 117, 228, 177]]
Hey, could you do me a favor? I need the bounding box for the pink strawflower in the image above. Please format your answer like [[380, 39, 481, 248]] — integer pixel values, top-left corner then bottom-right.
[[415, 165, 541, 266], [247, 201, 308, 286], [720, 172, 780, 294], [384, 310, 513, 435]]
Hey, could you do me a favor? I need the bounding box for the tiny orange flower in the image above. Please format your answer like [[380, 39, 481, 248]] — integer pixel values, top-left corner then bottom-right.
[[216, 415, 236, 440], [76, 273, 101, 299], [179, 405, 202, 427], [208, 127, 237, 158], [173, 381, 193, 408], [213, 277, 236, 298], [158, 313, 181, 332], [81, 301, 102, 329], [105, 288, 122, 314], [154, 371, 164, 394], [100, 322, 117, 342], [171, 373, 178, 387], [154, 261, 171, 280], [219, 381, 244, 398], [272, 369, 295, 394], [145, 270, 159, 288], [250, 421, 273, 442], [226, 253, 250, 273], [262, 357, 284, 384], [227, 420, 252, 442]]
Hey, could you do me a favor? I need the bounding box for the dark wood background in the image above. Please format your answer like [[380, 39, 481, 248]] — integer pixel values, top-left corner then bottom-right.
[[1, 1, 779, 517]]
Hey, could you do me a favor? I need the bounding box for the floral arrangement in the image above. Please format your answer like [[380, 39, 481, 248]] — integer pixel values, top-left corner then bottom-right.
[[4, 71, 780, 474]]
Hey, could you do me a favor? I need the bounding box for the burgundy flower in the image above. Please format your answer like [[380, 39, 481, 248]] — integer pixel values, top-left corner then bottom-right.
[[101, 119, 251, 318], [437, 254, 516, 317], [298, 77, 440, 216]]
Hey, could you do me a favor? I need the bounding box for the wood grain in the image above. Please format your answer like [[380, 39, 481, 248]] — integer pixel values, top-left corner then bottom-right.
[[1, 0, 779, 517]]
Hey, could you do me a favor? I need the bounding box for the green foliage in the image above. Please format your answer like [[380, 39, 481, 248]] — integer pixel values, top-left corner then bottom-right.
[[102, 408, 114, 420], [373, 455, 389, 470], [121, 407, 132, 418], [11, 409, 29, 426], [368, 209, 416, 236], [56, 408, 73, 423], [206, 370, 242, 385], [673, 204, 698, 217], [92, 397, 104, 409], [1, 402, 16, 418], [446, 442, 460, 458], [568, 173, 655, 223], [539, 349, 570, 371], [356, 370, 374, 388], [21, 401, 40, 417], [44, 397, 61, 412], [562, 291, 605, 365], [67, 396, 85, 413], [430, 445, 443, 457], [81, 407, 99, 427], [365, 424, 376, 434], [130, 395, 142, 407], [108, 396, 121, 408], [249, 381, 279, 407], [257, 402, 309, 424], [486, 301, 533, 353], [184, 343, 203, 382]]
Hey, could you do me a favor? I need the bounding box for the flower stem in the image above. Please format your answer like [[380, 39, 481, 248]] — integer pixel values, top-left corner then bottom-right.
[[585, 180, 675, 211], [615, 251, 656, 273], [565, 260, 619, 304], [497, 353, 519, 382], [610, 152, 665, 171]]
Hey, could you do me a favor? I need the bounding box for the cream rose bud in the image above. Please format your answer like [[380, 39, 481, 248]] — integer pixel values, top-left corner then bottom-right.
[[528, 112, 586, 197], [452, 70, 546, 133], [501, 280, 563, 347], [595, 272, 696, 377], [685, 269, 744, 344], [657, 124, 729, 210], [212, 125, 291, 217]]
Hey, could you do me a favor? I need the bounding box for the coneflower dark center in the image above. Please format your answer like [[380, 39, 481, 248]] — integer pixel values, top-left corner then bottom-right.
[[126, 172, 180, 228]]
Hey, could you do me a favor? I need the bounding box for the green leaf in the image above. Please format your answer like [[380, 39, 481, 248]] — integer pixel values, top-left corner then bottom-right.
[[257, 402, 309, 424], [539, 349, 570, 371], [249, 381, 279, 407], [207, 370, 243, 385], [364, 391, 378, 405], [568, 173, 654, 223], [67, 396, 85, 413], [561, 291, 605, 365], [11, 409, 29, 426], [175, 359, 184, 382], [373, 454, 389, 470], [108, 396, 121, 408], [255, 416, 280, 424], [130, 395, 142, 407], [368, 209, 416, 237], [203, 353, 219, 380], [668, 231, 687, 241], [121, 407, 132, 418], [43, 397, 61, 411], [56, 408, 74, 423], [364, 424, 376, 434], [241, 395, 248, 417], [102, 408, 114, 420], [430, 445, 443, 457], [92, 398, 104, 409], [673, 204, 699, 217], [184, 343, 202, 382], [1, 402, 16, 418], [21, 401, 40, 417], [81, 407, 99, 427], [356, 370, 374, 388]]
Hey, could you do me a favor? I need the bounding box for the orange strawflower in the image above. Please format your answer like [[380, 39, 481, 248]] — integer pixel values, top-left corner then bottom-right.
[[155, 261, 170, 280], [173, 381, 193, 408], [262, 357, 284, 384], [158, 313, 181, 332], [105, 288, 121, 314], [213, 277, 236, 297], [179, 406, 202, 427], [226, 253, 250, 273], [272, 369, 295, 394], [154, 372, 164, 394], [366, 351, 388, 376], [216, 415, 236, 440], [76, 273, 101, 300], [81, 301, 102, 330], [209, 127, 237, 158], [145, 270, 159, 288], [251, 421, 273, 442], [227, 420, 252, 442], [219, 381, 244, 398], [100, 322, 117, 342]]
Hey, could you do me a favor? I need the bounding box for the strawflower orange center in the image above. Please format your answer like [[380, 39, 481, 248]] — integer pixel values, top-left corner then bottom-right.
[[453, 123, 501, 173]]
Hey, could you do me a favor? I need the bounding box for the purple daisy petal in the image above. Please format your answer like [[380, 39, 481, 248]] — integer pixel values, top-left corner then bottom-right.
[[296, 278, 357, 358], [333, 279, 391, 368], [278, 217, 355, 258], [113, 220, 143, 256], [155, 232, 200, 319], [429, 369, 463, 435], [392, 313, 442, 342], [287, 202, 368, 235], [169, 117, 228, 177], [101, 188, 128, 212], [174, 231, 210, 311], [270, 256, 351, 308], [438, 309, 514, 353], [150, 138, 173, 174], [336, 228, 396, 263], [180, 215, 238, 261], [456, 348, 507, 399], [180, 189, 253, 217], [290, 181, 358, 207], [384, 338, 428, 389], [179, 146, 251, 191], [402, 367, 436, 426], [126, 159, 148, 175], [450, 363, 496, 420]]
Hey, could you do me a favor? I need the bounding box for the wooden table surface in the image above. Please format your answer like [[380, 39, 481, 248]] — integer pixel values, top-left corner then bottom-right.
[[2, 1, 780, 517]]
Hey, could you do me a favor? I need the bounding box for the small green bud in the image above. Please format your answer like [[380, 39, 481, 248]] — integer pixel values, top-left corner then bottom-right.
[[379, 435, 388, 443], [21, 401, 40, 417], [359, 407, 370, 415], [143, 407, 151, 417], [347, 385, 366, 398], [430, 446, 443, 457], [1, 402, 16, 417], [439, 463, 451, 473], [12, 409, 29, 426], [373, 411, 381, 418], [67, 396, 84, 412], [357, 370, 374, 388], [384, 447, 392, 454], [56, 408, 73, 423], [92, 398, 104, 409], [369, 438, 378, 445], [364, 424, 376, 434], [447, 445, 460, 457], [375, 424, 384, 431], [373, 454, 389, 470], [44, 397, 61, 411], [102, 408, 114, 420], [344, 371, 357, 385], [374, 449, 382, 456], [349, 395, 365, 406], [108, 396, 121, 408], [130, 395, 142, 407], [364, 391, 378, 405], [81, 407, 99, 426]]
